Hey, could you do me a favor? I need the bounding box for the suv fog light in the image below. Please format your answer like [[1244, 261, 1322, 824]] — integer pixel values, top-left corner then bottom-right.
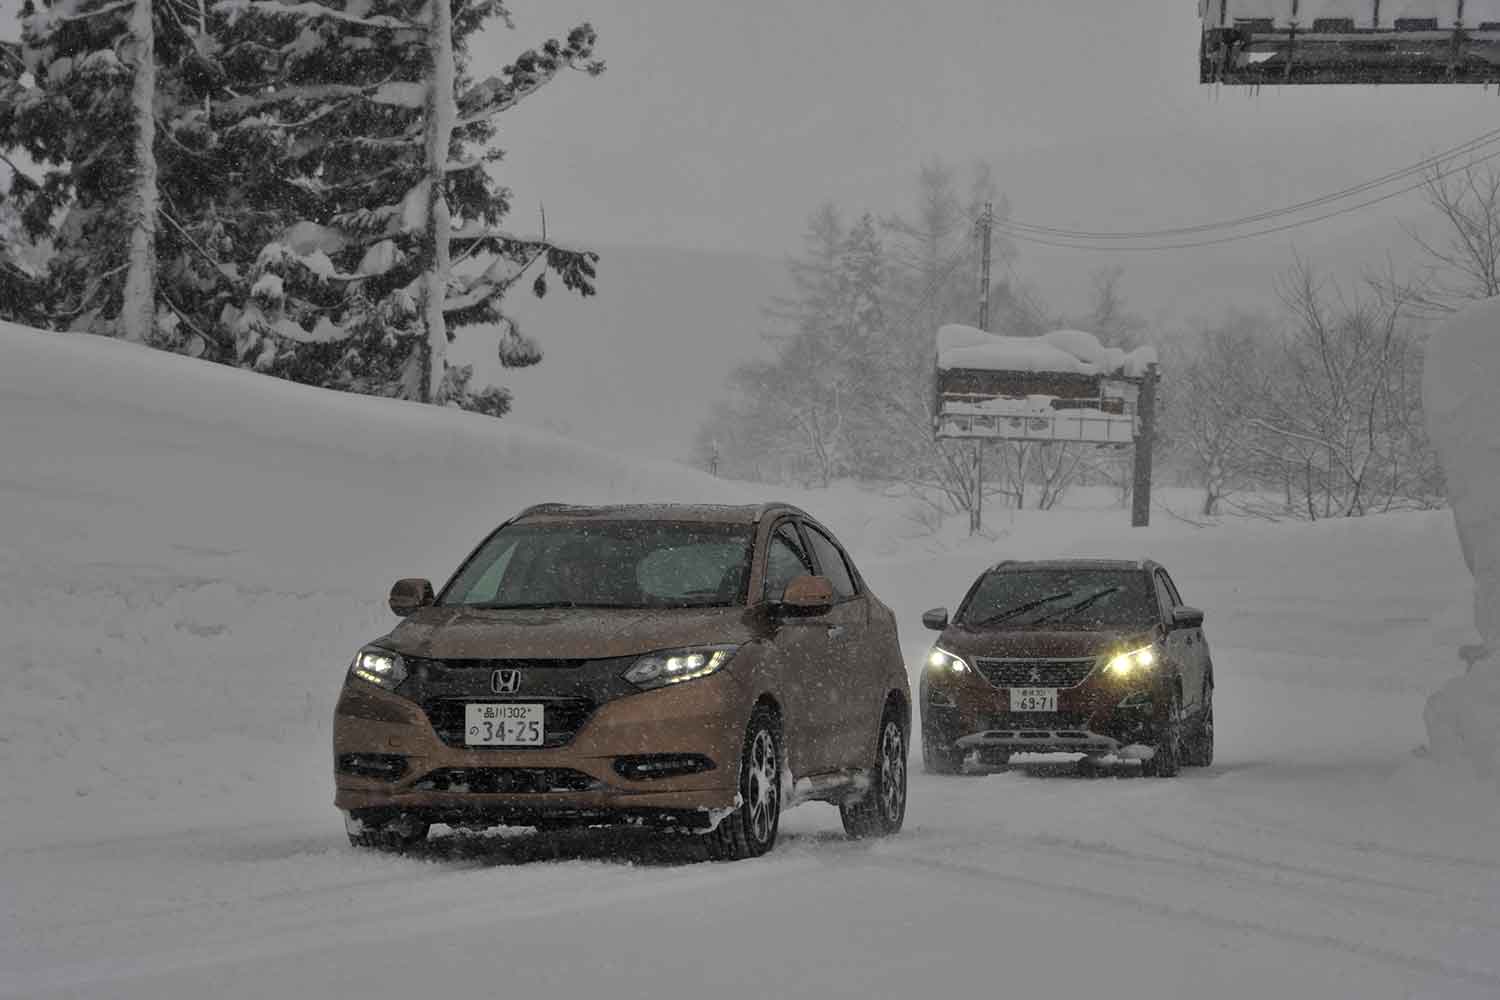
[[928, 687, 957, 707], [336, 753, 409, 780], [613, 754, 716, 781]]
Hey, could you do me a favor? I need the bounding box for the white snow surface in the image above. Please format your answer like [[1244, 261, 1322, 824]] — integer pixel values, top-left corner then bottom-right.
[[2, 322, 1499, 998], [1421, 297, 1500, 785], [937, 323, 1158, 378]]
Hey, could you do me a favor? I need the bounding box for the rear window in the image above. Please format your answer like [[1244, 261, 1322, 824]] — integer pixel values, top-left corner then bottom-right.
[[442, 520, 755, 610], [959, 568, 1155, 629]]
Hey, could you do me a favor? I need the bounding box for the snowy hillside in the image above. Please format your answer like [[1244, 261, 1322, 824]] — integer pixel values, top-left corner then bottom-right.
[[5, 323, 1500, 998]]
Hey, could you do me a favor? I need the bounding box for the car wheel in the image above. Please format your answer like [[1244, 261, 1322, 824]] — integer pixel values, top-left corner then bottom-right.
[[1185, 683, 1215, 767], [344, 810, 429, 852], [1143, 687, 1183, 778], [706, 707, 782, 861], [922, 738, 965, 775], [841, 706, 908, 839]]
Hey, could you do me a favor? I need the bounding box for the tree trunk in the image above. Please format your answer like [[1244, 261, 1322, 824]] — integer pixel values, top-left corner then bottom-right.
[[421, 0, 456, 402], [120, 0, 157, 343]]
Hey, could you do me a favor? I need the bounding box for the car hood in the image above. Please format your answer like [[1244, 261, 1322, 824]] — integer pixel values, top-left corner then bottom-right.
[[936, 625, 1155, 662], [380, 605, 761, 660]]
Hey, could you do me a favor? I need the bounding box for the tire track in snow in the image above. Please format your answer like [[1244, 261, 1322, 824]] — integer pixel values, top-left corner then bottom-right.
[[863, 846, 1500, 991], [2, 850, 826, 997]]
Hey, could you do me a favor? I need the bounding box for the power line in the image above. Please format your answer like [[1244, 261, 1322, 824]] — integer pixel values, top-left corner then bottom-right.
[[997, 124, 1500, 243], [988, 146, 1500, 253]]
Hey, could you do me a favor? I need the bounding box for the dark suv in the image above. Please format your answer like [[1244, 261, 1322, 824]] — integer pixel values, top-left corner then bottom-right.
[[334, 503, 910, 859], [919, 559, 1214, 777]]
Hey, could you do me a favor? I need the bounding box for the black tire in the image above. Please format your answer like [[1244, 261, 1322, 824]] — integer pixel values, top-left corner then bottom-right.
[[706, 707, 782, 861], [1184, 682, 1215, 767], [344, 810, 430, 852], [1142, 686, 1183, 778], [841, 705, 909, 839], [976, 748, 1012, 769], [922, 738, 965, 775]]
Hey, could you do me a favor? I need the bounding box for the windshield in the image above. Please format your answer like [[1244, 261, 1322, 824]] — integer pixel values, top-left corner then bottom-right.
[[959, 568, 1156, 629], [440, 520, 755, 610]]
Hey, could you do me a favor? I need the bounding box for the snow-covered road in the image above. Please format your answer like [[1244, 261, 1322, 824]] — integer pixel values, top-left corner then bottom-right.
[[4, 325, 1499, 999], [9, 708, 1500, 1000]]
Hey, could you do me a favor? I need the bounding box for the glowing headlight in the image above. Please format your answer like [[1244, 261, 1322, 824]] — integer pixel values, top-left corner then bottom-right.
[[350, 646, 407, 691], [625, 645, 738, 690], [927, 646, 971, 674], [1106, 645, 1157, 677]]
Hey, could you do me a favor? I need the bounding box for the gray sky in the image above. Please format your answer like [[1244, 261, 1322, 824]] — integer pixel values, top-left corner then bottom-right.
[[487, 0, 1500, 320]]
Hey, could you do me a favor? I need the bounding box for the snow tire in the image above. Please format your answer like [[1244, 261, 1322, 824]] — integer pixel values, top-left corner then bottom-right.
[[1184, 682, 1215, 768], [344, 811, 430, 852], [841, 705, 908, 839], [1143, 687, 1183, 778], [922, 739, 965, 775], [706, 707, 782, 862]]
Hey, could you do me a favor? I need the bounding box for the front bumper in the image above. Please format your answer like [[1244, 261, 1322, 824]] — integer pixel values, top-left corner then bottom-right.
[[954, 727, 1121, 755], [922, 671, 1163, 756], [333, 673, 747, 826]]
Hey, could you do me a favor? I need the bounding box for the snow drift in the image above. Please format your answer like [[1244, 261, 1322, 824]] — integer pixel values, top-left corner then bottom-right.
[[1422, 296, 1500, 785]]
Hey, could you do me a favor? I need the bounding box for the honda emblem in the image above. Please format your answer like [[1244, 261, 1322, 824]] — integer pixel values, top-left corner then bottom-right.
[[491, 668, 521, 694]]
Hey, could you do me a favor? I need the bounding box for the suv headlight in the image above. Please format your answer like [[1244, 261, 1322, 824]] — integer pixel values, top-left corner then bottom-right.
[[927, 646, 971, 675], [625, 645, 738, 690], [1105, 645, 1157, 678], [350, 646, 408, 691]]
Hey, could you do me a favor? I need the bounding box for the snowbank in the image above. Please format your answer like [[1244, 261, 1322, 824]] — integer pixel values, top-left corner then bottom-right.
[[936, 324, 1157, 378], [0, 324, 932, 840], [1421, 297, 1500, 786]]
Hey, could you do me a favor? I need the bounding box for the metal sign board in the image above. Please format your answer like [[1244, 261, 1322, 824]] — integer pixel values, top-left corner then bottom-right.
[[1201, 0, 1500, 83]]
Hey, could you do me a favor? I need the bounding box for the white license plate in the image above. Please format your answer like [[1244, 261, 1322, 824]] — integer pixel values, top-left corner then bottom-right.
[[1009, 688, 1058, 712], [465, 703, 545, 746]]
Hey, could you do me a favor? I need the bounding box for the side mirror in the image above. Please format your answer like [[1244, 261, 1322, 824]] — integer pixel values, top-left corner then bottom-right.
[[389, 578, 435, 617], [922, 607, 950, 631], [1171, 605, 1205, 630], [779, 575, 834, 616]]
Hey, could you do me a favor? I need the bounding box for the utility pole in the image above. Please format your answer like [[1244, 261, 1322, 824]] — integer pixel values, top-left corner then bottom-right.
[[971, 202, 994, 536], [1131, 363, 1159, 528]]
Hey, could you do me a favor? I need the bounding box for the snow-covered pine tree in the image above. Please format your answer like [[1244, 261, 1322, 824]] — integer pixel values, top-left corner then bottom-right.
[[3, 0, 223, 343], [215, 0, 602, 410]]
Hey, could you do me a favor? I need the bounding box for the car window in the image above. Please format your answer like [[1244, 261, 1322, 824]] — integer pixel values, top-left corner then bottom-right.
[[442, 520, 755, 609], [803, 524, 857, 600], [764, 523, 814, 600], [959, 568, 1157, 629], [1159, 570, 1184, 608], [1153, 570, 1180, 617], [455, 537, 518, 605]]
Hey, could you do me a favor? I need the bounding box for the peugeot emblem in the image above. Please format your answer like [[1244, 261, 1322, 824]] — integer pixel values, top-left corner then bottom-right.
[[491, 668, 521, 695], [1028, 667, 1043, 684]]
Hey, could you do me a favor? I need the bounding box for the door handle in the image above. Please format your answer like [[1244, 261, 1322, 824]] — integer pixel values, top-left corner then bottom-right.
[[826, 625, 846, 640]]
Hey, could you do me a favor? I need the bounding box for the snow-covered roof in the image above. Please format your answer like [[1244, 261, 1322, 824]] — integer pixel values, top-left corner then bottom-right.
[[936, 324, 1157, 379]]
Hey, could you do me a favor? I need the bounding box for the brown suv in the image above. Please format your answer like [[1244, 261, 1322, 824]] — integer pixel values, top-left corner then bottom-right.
[[920, 559, 1214, 777], [334, 502, 910, 859]]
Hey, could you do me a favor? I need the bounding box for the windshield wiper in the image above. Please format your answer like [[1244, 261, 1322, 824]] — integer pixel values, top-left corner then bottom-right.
[[1030, 586, 1122, 624], [464, 601, 624, 610], [968, 590, 1074, 627]]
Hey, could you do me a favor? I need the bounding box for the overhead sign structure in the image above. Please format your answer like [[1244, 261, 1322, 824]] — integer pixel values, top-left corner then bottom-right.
[[1201, 1, 1500, 84], [933, 326, 1161, 526]]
